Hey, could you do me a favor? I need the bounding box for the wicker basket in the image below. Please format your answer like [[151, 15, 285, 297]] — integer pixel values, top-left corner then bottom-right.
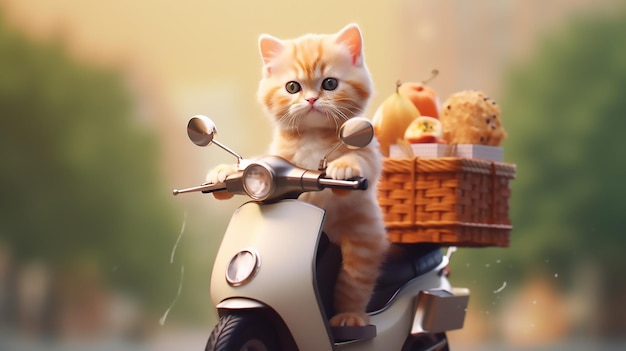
[[377, 157, 517, 247]]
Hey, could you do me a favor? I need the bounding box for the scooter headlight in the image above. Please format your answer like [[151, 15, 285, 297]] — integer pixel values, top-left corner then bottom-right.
[[242, 163, 274, 201]]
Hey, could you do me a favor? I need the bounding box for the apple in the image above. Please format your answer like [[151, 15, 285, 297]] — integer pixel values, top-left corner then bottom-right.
[[398, 69, 441, 118], [404, 116, 444, 144]]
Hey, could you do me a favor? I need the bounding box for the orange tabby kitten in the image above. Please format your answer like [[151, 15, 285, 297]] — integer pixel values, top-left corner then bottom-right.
[[208, 24, 389, 327]]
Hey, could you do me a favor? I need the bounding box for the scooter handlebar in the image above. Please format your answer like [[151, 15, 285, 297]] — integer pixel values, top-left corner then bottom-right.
[[173, 175, 367, 198], [172, 156, 368, 200]]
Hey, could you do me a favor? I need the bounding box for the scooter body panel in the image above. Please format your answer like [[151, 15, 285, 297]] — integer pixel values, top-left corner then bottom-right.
[[211, 200, 335, 351]]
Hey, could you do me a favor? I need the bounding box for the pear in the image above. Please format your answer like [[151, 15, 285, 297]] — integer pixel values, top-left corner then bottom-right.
[[373, 81, 421, 156]]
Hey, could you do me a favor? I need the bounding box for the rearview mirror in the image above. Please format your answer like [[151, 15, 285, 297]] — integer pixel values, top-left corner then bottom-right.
[[187, 115, 217, 147], [339, 117, 374, 149]]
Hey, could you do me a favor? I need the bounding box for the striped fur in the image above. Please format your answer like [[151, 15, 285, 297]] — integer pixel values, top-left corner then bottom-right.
[[257, 24, 390, 327]]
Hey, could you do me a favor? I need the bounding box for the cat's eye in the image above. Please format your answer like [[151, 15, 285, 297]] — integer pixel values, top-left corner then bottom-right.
[[285, 81, 301, 94], [321, 78, 338, 91]]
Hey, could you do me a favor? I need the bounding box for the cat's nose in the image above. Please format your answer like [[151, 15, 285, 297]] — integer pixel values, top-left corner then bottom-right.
[[306, 97, 318, 105]]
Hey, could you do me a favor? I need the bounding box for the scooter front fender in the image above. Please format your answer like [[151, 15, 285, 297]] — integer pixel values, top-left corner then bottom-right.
[[211, 200, 334, 351], [216, 298, 266, 311]]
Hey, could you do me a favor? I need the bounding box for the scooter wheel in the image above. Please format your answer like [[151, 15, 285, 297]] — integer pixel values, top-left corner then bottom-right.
[[205, 312, 280, 351], [402, 332, 449, 351]]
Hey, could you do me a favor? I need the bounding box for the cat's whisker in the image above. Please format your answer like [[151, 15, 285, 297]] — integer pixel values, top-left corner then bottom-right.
[[333, 97, 360, 106], [334, 99, 363, 111], [278, 111, 303, 135], [325, 111, 340, 132], [287, 112, 303, 135], [328, 106, 350, 123], [336, 105, 363, 119]]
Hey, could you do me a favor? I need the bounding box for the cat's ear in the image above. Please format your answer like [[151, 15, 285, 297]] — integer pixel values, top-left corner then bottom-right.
[[259, 34, 284, 65], [335, 23, 364, 66]]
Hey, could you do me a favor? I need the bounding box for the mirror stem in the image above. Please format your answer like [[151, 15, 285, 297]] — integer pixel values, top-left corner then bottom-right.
[[318, 158, 327, 171], [213, 139, 243, 162], [318, 142, 342, 171]]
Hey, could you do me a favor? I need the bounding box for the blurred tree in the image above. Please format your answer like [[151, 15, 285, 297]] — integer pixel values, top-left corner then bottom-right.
[[0, 14, 179, 319], [452, 6, 626, 338]]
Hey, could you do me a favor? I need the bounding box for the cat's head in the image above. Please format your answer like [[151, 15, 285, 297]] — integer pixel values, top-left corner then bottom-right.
[[257, 24, 372, 134]]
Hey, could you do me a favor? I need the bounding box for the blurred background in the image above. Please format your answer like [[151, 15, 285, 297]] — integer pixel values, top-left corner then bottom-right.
[[0, 0, 625, 350]]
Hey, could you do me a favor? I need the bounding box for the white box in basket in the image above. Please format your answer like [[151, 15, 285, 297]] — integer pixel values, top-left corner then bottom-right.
[[389, 143, 503, 162]]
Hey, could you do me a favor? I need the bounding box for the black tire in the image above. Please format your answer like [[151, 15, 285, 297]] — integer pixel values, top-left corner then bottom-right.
[[402, 332, 449, 351], [205, 312, 281, 351]]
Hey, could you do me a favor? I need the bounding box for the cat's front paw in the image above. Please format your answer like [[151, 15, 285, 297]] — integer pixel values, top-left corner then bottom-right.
[[329, 312, 370, 327], [326, 157, 361, 180], [206, 164, 238, 184], [206, 164, 238, 200]]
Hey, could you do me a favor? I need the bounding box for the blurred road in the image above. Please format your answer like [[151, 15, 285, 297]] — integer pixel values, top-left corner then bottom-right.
[[0, 329, 207, 351], [1, 330, 625, 351]]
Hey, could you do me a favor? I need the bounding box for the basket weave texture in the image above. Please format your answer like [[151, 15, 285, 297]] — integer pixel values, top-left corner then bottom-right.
[[377, 157, 516, 247]]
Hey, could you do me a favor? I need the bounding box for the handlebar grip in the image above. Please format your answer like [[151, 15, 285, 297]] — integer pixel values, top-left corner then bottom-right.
[[200, 183, 228, 194], [350, 177, 369, 190], [318, 177, 368, 191]]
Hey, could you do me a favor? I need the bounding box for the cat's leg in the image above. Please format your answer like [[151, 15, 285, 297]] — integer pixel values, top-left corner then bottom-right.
[[329, 213, 389, 327]]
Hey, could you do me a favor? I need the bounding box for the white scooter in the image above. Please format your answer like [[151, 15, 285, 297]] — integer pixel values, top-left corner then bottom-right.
[[173, 115, 470, 351]]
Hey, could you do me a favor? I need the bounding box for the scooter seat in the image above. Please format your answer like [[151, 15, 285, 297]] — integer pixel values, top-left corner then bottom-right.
[[366, 243, 443, 313], [315, 236, 443, 317]]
